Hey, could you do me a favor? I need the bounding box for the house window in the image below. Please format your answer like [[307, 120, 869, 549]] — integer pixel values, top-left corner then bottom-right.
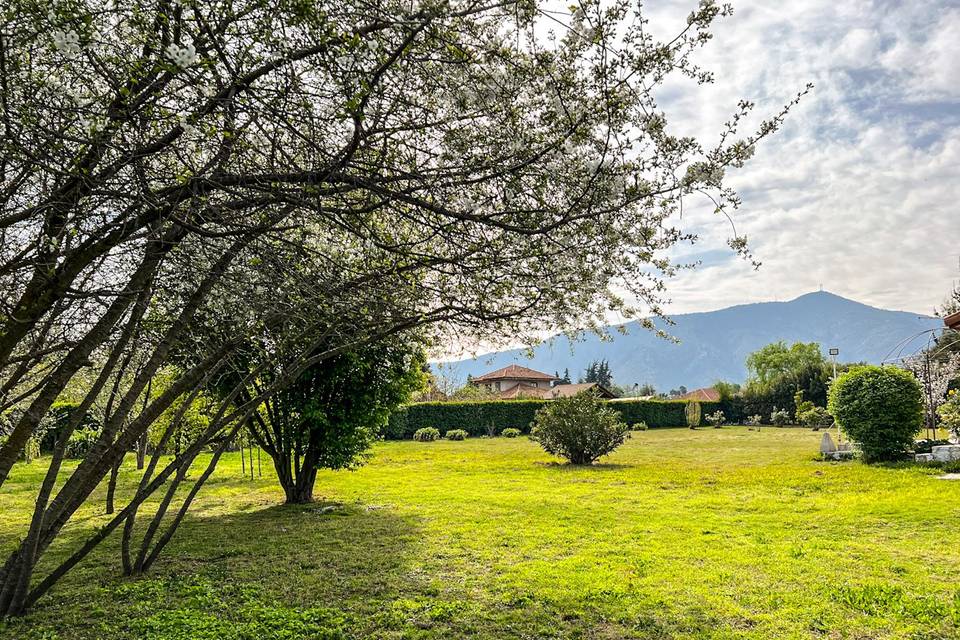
[[496, 381, 501, 391]]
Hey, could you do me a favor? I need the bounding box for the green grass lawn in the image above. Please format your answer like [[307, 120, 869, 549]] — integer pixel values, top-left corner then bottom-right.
[[2, 427, 960, 639]]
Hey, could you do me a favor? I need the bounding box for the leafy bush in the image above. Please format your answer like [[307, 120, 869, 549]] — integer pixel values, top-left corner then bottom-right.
[[530, 391, 629, 464], [413, 427, 441, 442], [40, 401, 100, 453], [912, 439, 951, 454], [938, 390, 960, 439], [828, 365, 923, 462], [745, 414, 763, 426], [706, 410, 725, 428], [501, 428, 521, 438], [634, 421, 649, 431], [386, 398, 722, 439], [797, 405, 833, 428], [444, 429, 468, 441], [770, 408, 791, 426], [65, 428, 100, 459], [685, 401, 701, 429], [612, 399, 719, 428], [793, 390, 814, 421]]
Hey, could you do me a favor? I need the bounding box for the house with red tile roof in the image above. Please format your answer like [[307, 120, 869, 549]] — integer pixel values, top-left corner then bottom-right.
[[471, 365, 614, 400]]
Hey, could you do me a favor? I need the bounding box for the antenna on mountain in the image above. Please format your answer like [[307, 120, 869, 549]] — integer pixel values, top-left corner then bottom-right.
[[819, 283, 823, 292]]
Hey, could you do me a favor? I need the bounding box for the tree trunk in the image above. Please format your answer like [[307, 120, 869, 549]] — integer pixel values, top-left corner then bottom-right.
[[105, 455, 123, 514], [136, 434, 147, 470], [271, 454, 316, 504], [283, 481, 314, 504]]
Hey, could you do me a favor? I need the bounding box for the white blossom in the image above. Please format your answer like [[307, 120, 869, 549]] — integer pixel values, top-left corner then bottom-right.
[[165, 41, 197, 69], [52, 30, 81, 56]]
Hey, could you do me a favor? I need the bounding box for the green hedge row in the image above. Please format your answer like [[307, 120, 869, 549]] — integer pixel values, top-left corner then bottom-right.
[[384, 399, 723, 439], [615, 399, 722, 428]]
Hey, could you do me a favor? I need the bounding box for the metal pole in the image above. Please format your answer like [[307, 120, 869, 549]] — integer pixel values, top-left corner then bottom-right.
[[925, 351, 936, 439], [829, 348, 840, 444]]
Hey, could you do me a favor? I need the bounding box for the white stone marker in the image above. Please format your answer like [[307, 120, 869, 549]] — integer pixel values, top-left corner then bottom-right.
[[931, 445, 960, 463]]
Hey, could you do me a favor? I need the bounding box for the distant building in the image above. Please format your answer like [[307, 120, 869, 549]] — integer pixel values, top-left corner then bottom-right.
[[946, 310, 960, 331], [471, 365, 614, 400], [676, 387, 721, 402], [472, 365, 557, 395]]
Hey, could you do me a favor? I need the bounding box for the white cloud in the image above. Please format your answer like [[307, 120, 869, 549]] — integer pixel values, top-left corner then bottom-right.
[[635, 0, 960, 316]]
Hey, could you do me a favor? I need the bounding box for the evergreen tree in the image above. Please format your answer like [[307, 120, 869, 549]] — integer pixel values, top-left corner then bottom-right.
[[583, 360, 613, 387], [637, 383, 656, 396]]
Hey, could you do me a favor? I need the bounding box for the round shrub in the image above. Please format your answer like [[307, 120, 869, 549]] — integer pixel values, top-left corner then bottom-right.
[[445, 429, 468, 441], [530, 391, 629, 465], [501, 428, 521, 438], [413, 427, 441, 442], [828, 365, 923, 462]]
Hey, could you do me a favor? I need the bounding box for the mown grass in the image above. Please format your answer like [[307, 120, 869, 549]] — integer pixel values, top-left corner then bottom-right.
[[2, 427, 960, 639]]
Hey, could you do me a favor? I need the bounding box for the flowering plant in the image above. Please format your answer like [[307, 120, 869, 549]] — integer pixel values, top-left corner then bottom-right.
[[938, 389, 960, 440]]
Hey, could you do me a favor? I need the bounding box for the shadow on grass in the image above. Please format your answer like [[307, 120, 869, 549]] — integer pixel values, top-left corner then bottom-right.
[[8, 499, 422, 639], [534, 461, 632, 471]]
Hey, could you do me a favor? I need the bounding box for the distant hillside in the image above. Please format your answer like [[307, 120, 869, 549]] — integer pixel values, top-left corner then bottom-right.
[[437, 291, 943, 391]]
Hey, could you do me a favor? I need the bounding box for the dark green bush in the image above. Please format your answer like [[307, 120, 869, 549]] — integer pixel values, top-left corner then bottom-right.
[[39, 400, 100, 452], [413, 427, 440, 442], [912, 439, 950, 454], [615, 399, 720, 428], [501, 428, 521, 438], [445, 429, 468, 441], [828, 366, 923, 462], [530, 391, 629, 464], [386, 398, 721, 440]]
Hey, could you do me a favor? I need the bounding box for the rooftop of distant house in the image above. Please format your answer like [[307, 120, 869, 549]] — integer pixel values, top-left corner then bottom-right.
[[472, 364, 558, 382], [946, 310, 960, 331], [470, 365, 614, 400], [676, 387, 721, 402]]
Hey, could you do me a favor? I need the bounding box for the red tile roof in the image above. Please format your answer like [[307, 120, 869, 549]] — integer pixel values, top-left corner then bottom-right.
[[677, 387, 721, 402], [473, 364, 558, 382], [498, 383, 551, 399], [946, 311, 960, 331], [494, 382, 615, 400], [549, 383, 615, 399]]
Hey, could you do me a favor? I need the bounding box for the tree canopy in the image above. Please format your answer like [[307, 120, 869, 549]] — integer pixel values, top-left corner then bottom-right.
[[746, 341, 825, 386], [0, 0, 802, 615], [244, 338, 426, 504]]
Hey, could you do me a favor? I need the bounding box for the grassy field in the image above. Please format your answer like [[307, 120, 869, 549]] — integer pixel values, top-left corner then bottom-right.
[[2, 427, 960, 639]]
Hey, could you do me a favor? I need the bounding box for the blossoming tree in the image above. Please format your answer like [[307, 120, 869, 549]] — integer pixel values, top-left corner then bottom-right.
[[0, 0, 803, 614]]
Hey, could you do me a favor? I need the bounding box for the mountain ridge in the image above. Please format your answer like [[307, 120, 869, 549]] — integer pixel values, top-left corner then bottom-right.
[[437, 291, 942, 391]]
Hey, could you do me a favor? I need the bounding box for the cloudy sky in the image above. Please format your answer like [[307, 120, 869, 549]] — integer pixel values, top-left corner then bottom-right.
[[639, 0, 960, 316]]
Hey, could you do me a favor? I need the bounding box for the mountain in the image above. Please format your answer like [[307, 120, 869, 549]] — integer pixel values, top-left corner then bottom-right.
[[437, 291, 943, 391]]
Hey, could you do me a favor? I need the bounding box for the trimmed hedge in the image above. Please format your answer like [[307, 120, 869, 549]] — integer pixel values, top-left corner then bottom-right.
[[385, 398, 722, 440]]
